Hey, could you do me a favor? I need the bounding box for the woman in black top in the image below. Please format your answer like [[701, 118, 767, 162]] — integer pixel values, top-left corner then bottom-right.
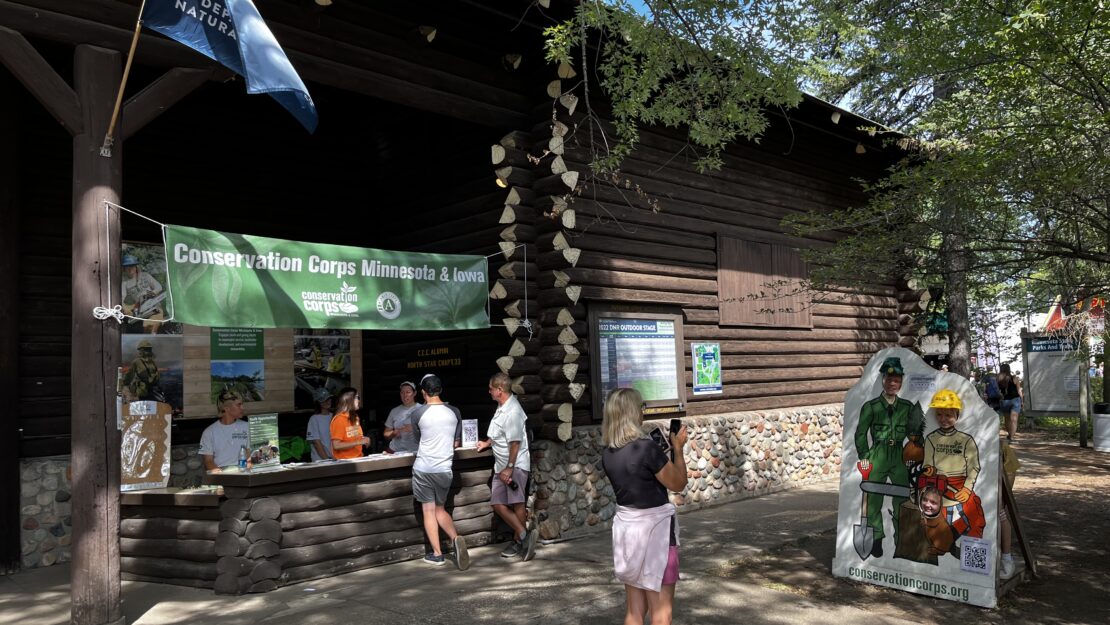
[[998, 364, 1023, 441], [601, 388, 688, 625]]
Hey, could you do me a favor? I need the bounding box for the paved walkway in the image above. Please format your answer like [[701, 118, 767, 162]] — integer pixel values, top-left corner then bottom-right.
[[1, 480, 918, 625]]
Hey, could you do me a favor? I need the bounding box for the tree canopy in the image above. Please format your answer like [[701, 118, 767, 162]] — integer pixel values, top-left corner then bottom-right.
[[544, 1, 1109, 371]]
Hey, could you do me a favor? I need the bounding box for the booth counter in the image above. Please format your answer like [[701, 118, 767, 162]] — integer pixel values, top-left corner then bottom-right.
[[119, 449, 494, 594]]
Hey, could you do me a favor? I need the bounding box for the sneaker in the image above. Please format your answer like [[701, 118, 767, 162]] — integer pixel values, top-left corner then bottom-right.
[[1000, 556, 1016, 579], [500, 541, 522, 558], [423, 553, 446, 567], [453, 536, 470, 571], [522, 528, 538, 562]]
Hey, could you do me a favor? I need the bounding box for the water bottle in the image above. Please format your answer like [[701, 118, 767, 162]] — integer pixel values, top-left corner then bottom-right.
[[238, 445, 248, 471]]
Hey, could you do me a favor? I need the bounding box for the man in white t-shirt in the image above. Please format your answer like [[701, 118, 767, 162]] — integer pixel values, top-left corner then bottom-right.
[[410, 374, 468, 570], [305, 387, 334, 462], [475, 372, 535, 561], [200, 391, 250, 471], [383, 381, 420, 453]]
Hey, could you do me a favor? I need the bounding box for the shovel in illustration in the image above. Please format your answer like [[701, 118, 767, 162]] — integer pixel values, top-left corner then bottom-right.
[[853, 461, 876, 559]]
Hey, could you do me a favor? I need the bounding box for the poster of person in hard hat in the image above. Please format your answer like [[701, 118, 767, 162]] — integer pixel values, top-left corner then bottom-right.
[[120, 242, 182, 335], [121, 334, 184, 418], [833, 347, 1000, 609]]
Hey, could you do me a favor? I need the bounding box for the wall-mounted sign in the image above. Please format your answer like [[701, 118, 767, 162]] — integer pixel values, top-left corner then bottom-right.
[[691, 343, 722, 395], [401, 339, 468, 371], [589, 307, 687, 417]]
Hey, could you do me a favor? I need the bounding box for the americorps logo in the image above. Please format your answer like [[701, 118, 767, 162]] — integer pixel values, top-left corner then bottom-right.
[[301, 282, 360, 317], [376, 291, 401, 319]]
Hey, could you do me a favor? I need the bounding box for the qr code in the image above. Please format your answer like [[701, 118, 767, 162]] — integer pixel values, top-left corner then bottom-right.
[[960, 536, 992, 575]]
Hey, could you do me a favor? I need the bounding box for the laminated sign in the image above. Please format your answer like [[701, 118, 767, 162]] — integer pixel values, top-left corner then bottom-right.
[[164, 225, 490, 330], [120, 401, 173, 492]]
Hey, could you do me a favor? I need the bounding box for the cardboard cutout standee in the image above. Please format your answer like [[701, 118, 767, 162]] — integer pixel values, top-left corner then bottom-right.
[[833, 348, 1001, 608]]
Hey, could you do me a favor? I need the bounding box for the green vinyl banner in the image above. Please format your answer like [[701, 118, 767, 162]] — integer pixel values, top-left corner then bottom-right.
[[164, 225, 490, 330]]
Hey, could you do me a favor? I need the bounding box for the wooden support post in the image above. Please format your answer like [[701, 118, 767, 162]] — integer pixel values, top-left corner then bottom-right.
[[70, 44, 124, 625], [0, 70, 20, 574]]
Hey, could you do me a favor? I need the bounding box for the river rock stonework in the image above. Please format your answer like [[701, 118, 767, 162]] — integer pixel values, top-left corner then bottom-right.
[[18, 455, 72, 570], [16, 444, 206, 572], [532, 404, 844, 541]]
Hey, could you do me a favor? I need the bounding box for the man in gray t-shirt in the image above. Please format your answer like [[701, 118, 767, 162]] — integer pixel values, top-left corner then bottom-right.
[[410, 374, 467, 570], [384, 381, 420, 453], [200, 391, 250, 471]]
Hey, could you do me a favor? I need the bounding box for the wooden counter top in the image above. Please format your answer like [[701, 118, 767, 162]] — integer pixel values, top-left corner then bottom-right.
[[202, 447, 492, 489], [120, 486, 223, 507]]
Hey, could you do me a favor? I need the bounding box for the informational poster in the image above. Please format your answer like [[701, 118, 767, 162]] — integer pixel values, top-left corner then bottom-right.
[[832, 348, 1000, 608], [120, 242, 184, 418], [293, 329, 352, 409], [121, 334, 184, 418], [462, 419, 479, 448], [691, 343, 722, 395], [248, 413, 281, 467], [120, 401, 173, 492], [211, 328, 266, 403], [598, 318, 680, 402], [120, 241, 182, 336], [1022, 334, 1082, 413]]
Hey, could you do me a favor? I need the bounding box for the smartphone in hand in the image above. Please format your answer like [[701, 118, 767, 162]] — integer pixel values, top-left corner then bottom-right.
[[669, 418, 682, 435]]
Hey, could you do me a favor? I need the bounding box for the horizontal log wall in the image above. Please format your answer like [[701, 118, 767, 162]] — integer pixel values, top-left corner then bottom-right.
[[212, 459, 494, 594], [529, 97, 902, 428], [119, 505, 221, 588]]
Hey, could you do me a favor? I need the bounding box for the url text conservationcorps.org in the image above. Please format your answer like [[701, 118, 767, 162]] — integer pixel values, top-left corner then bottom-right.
[[847, 567, 970, 602]]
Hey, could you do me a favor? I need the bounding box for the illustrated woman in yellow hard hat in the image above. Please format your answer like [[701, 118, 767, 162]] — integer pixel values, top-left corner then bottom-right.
[[921, 389, 985, 551]]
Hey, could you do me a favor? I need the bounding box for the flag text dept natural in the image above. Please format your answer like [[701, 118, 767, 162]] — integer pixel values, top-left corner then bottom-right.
[[163, 225, 490, 330]]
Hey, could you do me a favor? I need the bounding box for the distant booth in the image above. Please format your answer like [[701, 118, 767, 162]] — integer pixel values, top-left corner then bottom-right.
[[1, 0, 914, 618]]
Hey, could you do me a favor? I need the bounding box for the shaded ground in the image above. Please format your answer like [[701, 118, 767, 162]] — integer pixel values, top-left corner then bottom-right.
[[712, 431, 1110, 625]]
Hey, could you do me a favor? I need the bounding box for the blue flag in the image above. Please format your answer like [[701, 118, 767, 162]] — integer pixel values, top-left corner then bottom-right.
[[142, 0, 318, 132]]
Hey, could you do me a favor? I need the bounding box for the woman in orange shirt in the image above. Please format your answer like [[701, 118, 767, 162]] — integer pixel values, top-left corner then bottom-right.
[[330, 387, 368, 460]]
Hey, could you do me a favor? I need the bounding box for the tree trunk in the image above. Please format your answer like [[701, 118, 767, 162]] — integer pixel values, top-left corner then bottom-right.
[[943, 226, 972, 377]]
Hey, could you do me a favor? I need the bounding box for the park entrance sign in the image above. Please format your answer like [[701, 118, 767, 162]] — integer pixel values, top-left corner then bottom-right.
[[163, 225, 490, 331], [1021, 332, 1082, 413], [832, 347, 1001, 608]]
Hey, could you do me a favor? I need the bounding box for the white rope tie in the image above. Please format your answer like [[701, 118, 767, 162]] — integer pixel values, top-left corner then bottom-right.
[[93, 305, 126, 324]]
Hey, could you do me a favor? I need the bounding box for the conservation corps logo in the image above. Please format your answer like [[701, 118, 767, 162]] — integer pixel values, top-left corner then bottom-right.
[[376, 292, 401, 319], [300, 282, 359, 317]]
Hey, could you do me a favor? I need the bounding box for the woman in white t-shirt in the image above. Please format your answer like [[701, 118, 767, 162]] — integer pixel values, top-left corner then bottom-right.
[[305, 387, 335, 461]]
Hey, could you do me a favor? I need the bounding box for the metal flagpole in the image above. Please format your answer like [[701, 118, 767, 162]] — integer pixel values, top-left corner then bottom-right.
[[100, 0, 148, 158]]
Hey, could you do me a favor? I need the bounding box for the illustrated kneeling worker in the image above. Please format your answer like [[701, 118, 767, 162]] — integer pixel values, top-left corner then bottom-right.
[[855, 356, 924, 558], [921, 389, 985, 557]]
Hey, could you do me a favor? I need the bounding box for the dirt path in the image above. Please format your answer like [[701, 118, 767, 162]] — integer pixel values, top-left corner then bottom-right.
[[711, 432, 1110, 625]]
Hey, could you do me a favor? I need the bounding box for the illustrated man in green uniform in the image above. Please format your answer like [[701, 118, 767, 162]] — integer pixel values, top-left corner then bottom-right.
[[123, 340, 162, 402], [855, 356, 924, 558]]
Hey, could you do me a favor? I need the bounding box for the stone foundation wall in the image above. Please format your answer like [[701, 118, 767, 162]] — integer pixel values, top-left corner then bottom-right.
[[16, 444, 207, 572], [16, 404, 844, 570], [531, 404, 844, 540], [18, 456, 72, 569]]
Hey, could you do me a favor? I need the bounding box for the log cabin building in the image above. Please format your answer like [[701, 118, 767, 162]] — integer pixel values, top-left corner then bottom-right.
[[0, 0, 927, 620]]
